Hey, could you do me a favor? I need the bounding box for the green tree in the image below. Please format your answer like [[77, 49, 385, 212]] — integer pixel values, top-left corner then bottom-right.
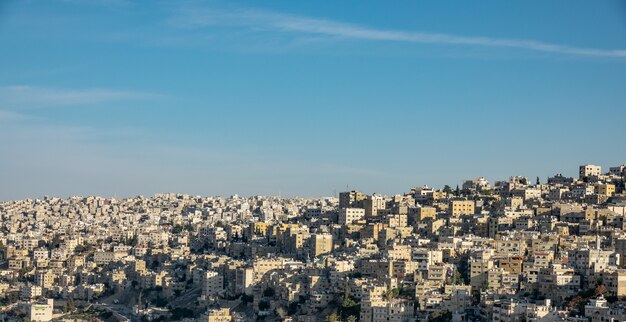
[[325, 312, 339, 322], [263, 287, 276, 297], [258, 300, 270, 311]]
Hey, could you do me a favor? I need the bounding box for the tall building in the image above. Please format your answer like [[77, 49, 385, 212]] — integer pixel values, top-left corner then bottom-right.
[[235, 267, 254, 295], [580, 164, 601, 179], [202, 271, 223, 298], [364, 194, 386, 217], [339, 190, 367, 208], [311, 233, 333, 257]]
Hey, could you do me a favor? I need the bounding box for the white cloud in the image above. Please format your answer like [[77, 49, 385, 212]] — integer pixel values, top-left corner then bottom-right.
[[0, 85, 162, 108], [172, 7, 626, 58]]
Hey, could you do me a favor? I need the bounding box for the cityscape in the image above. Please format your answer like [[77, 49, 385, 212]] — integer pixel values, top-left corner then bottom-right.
[[2, 1, 626, 321], [1, 164, 626, 321]]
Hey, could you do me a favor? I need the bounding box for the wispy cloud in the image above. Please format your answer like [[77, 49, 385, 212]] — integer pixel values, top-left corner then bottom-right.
[[0, 110, 30, 122], [59, 0, 131, 7], [0, 85, 162, 108], [171, 7, 626, 58]]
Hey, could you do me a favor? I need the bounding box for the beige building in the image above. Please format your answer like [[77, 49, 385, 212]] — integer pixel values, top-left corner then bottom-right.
[[311, 233, 333, 257], [203, 308, 231, 322], [385, 214, 407, 228], [416, 206, 436, 221], [339, 190, 367, 208], [448, 200, 475, 216], [253, 258, 284, 283], [364, 194, 386, 217], [360, 298, 415, 322], [338, 208, 365, 225], [538, 265, 580, 304], [603, 269, 626, 297], [34, 270, 55, 289], [580, 164, 601, 179], [235, 267, 254, 295], [495, 239, 526, 257], [470, 258, 494, 291], [29, 299, 54, 322], [596, 183, 616, 197]]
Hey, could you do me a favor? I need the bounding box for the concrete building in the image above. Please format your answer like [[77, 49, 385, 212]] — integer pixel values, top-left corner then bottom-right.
[[311, 233, 333, 257], [338, 208, 365, 225], [235, 267, 254, 295], [29, 299, 54, 322], [203, 308, 231, 322], [203, 271, 223, 297], [364, 194, 386, 217], [448, 200, 475, 216], [339, 191, 367, 209], [580, 164, 602, 179], [360, 298, 415, 322]]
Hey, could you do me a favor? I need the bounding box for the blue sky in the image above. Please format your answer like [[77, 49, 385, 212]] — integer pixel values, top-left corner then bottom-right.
[[1, 0, 625, 200]]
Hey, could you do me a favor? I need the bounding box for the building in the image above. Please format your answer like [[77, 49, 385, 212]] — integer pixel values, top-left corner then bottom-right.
[[338, 208, 365, 225], [603, 269, 626, 297], [235, 267, 254, 295], [360, 298, 415, 322], [339, 191, 367, 209], [580, 164, 602, 179], [364, 194, 386, 217], [29, 299, 54, 322], [448, 200, 475, 216], [596, 183, 616, 197], [203, 308, 231, 322], [203, 271, 224, 298], [311, 233, 333, 257]]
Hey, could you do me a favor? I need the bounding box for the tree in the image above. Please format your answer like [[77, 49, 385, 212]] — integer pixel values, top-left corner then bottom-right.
[[340, 295, 360, 320], [453, 270, 465, 285], [258, 300, 270, 311], [324, 312, 339, 322], [429, 310, 452, 322], [287, 302, 299, 315], [443, 185, 453, 194], [347, 316, 357, 322], [241, 294, 254, 304], [170, 308, 194, 320], [385, 288, 400, 300], [536, 176, 540, 185], [263, 287, 276, 297], [595, 284, 608, 296]]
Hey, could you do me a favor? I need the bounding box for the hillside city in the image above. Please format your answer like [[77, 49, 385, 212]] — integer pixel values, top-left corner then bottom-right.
[[1, 164, 626, 322]]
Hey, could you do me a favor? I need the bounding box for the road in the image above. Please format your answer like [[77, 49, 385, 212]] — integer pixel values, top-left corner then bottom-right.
[[94, 302, 139, 322]]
